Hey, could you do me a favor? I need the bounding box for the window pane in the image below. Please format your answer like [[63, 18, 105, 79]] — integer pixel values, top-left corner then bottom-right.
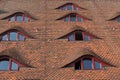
[[68, 34, 74, 41], [61, 6, 66, 10], [74, 6, 77, 10], [78, 17, 82, 22], [16, 15, 23, 22], [83, 35, 90, 41], [10, 32, 17, 40], [94, 61, 101, 69], [70, 15, 76, 21], [0, 59, 9, 70], [64, 17, 69, 22], [9, 16, 15, 22], [116, 17, 120, 22], [75, 31, 83, 40], [18, 34, 24, 41], [83, 58, 92, 69], [67, 4, 72, 10], [24, 16, 29, 22], [11, 61, 18, 70], [2, 34, 7, 41]]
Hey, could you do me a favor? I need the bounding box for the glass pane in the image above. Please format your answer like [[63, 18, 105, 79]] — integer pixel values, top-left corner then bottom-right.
[[10, 32, 17, 41], [78, 17, 82, 22], [9, 16, 15, 22], [11, 61, 18, 70], [67, 4, 72, 10], [74, 6, 77, 10], [68, 34, 74, 41], [24, 16, 29, 22], [64, 17, 69, 22], [70, 15, 76, 21], [116, 17, 120, 22], [16, 15, 23, 22], [61, 6, 66, 10], [2, 34, 7, 41], [0, 59, 9, 70], [94, 61, 101, 69], [83, 58, 92, 69], [18, 34, 24, 41], [83, 35, 90, 41]]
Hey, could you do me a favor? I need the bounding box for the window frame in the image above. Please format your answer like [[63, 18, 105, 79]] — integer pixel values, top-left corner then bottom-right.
[[67, 31, 92, 41], [60, 3, 79, 10], [75, 56, 103, 70], [9, 13, 30, 22], [64, 14, 83, 22], [0, 56, 22, 71], [1, 30, 26, 41]]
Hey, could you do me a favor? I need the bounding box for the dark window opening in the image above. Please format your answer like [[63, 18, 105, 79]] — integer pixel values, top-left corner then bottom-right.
[[75, 61, 81, 70], [75, 31, 83, 40]]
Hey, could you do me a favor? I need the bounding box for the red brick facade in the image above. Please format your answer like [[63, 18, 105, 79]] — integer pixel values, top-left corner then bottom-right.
[[0, 0, 119, 80]]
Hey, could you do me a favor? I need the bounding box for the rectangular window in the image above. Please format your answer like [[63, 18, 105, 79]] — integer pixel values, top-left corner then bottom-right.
[[24, 16, 29, 22], [75, 32, 83, 40], [83, 35, 90, 41], [83, 58, 92, 69], [10, 32, 17, 40], [70, 15, 76, 21], [11, 61, 18, 70], [16, 15, 23, 22], [78, 17, 82, 22], [67, 5, 72, 10], [75, 61, 81, 70]]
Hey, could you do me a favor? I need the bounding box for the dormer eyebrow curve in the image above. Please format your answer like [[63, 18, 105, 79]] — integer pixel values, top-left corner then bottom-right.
[[56, 3, 86, 10], [1, 11, 37, 21], [57, 13, 92, 21]]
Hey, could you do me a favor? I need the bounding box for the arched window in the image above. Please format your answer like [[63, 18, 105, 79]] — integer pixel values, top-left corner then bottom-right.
[[75, 56, 102, 70], [57, 3, 80, 11], [68, 30, 94, 41], [1, 30, 26, 41], [0, 56, 22, 71], [63, 13, 83, 22], [9, 12, 30, 22]]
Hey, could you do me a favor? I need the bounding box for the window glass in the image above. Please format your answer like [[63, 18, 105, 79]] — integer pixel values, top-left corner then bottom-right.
[[75, 31, 83, 40], [0, 59, 9, 70], [116, 17, 120, 22], [94, 61, 101, 69], [68, 34, 74, 41], [70, 15, 76, 21], [10, 32, 17, 40], [61, 6, 66, 10], [67, 4, 72, 10], [24, 16, 29, 22], [83, 35, 90, 41], [64, 17, 69, 22], [74, 6, 77, 10], [2, 34, 7, 41], [16, 14, 23, 22], [83, 58, 92, 69], [78, 17, 82, 22], [19, 34, 24, 41], [9, 16, 15, 22], [11, 61, 18, 70]]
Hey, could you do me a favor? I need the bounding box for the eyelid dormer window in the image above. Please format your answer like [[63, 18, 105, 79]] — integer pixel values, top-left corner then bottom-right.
[[9, 13, 30, 22]]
